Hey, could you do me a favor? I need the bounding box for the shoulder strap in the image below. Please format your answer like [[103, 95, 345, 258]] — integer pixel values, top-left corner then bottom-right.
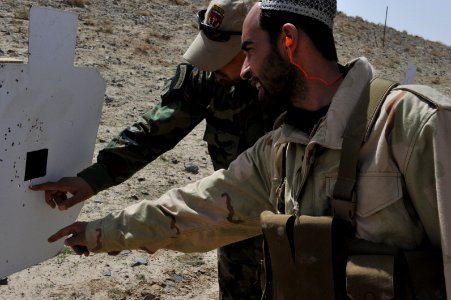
[[332, 78, 398, 223], [365, 78, 400, 141]]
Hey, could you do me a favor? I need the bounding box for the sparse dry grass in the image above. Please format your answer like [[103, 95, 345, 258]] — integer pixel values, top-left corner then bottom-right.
[[14, 7, 29, 20], [137, 10, 151, 17], [140, 27, 171, 44], [65, 0, 89, 7], [403, 46, 412, 54], [146, 28, 163, 39], [134, 41, 151, 54], [431, 77, 441, 85], [97, 22, 113, 34], [82, 18, 95, 26], [430, 48, 448, 58], [171, 0, 186, 5], [362, 46, 374, 56]]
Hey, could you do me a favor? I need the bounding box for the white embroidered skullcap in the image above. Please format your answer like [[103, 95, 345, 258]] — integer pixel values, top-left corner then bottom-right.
[[261, 0, 337, 29]]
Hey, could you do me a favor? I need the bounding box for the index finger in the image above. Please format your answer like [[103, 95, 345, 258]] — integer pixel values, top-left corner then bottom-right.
[[29, 182, 62, 191], [48, 223, 78, 243]]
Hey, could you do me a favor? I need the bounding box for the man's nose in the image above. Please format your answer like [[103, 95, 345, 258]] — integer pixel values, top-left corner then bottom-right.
[[240, 58, 251, 80]]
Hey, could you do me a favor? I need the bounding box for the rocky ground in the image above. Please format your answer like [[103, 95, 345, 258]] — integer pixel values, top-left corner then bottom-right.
[[0, 0, 450, 299]]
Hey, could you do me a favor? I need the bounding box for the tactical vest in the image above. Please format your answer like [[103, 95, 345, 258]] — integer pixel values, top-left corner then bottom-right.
[[260, 79, 447, 300]]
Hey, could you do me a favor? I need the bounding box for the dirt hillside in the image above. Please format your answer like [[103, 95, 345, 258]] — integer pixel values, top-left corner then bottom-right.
[[0, 1, 450, 299]]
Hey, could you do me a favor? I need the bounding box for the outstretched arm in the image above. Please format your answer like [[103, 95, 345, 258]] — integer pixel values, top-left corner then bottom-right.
[[78, 63, 213, 194], [31, 64, 214, 209], [49, 132, 275, 254]]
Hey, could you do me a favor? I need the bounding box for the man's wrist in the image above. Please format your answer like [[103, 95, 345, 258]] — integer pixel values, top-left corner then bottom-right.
[[85, 219, 105, 252], [77, 163, 114, 194]]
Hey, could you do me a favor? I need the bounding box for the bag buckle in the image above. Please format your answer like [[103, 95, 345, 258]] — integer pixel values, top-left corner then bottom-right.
[[332, 193, 357, 225]]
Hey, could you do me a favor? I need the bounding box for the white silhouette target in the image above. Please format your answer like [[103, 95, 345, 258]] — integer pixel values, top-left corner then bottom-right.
[[0, 7, 105, 278]]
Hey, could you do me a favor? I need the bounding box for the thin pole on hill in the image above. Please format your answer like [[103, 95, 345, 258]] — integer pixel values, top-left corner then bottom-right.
[[383, 6, 388, 47]]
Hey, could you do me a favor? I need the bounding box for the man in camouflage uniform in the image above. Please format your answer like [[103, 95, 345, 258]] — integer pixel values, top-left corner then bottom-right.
[[37, 0, 451, 297], [31, 0, 286, 299]]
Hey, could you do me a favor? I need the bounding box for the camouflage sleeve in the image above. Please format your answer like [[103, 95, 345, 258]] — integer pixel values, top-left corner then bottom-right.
[[78, 64, 214, 194], [84, 132, 275, 254]]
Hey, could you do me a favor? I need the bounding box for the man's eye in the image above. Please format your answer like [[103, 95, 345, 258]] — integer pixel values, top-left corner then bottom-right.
[[241, 42, 252, 53], [244, 47, 254, 55]]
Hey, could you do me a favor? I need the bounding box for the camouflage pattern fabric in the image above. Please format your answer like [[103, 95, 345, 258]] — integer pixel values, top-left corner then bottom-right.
[[217, 236, 263, 300], [78, 63, 285, 299]]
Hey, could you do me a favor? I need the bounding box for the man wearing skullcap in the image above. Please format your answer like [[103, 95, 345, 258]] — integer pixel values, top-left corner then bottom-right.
[[43, 0, 451, 298]]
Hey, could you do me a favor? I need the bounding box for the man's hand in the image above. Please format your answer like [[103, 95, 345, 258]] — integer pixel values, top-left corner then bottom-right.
[[29, 177, 94, 210], [48, 221, 90, 256]]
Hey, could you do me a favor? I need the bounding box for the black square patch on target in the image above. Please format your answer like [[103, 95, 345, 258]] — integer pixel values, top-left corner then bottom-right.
[[24, 148, 48, 181]]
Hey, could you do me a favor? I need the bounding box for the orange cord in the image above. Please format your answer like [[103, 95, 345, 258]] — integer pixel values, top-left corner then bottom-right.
[[287, 48, 342, 87]]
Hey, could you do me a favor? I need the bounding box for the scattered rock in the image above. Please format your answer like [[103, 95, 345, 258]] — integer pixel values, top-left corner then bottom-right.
[[104, 95, 114, 103], [0, 277, 7, 285], [184, 163, 199, 174], [120, 250, 132, 257], [163, 280, 176, 289], [142, 293, 157, 300], [130, 257, 148, 267], [173, 274, 183, 283]]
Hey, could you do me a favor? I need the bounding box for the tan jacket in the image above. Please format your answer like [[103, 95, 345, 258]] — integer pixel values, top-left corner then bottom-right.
[[85, 58, 451, 294]]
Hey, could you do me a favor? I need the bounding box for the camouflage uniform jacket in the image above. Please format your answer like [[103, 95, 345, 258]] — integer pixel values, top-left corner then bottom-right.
[[84, 58, 451, 295], [78, 63, 283, 191]]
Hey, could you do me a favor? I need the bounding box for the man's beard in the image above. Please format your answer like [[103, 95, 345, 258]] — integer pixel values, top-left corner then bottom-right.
[[257, 48, 306, 107]]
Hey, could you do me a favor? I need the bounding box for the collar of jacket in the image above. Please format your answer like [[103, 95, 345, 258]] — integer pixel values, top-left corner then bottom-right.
[[274, 57, 374, 150]]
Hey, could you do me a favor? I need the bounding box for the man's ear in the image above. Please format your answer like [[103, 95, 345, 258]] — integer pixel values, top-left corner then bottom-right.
[[285, 36, 292, 48], [281, 23, 298, 49]]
